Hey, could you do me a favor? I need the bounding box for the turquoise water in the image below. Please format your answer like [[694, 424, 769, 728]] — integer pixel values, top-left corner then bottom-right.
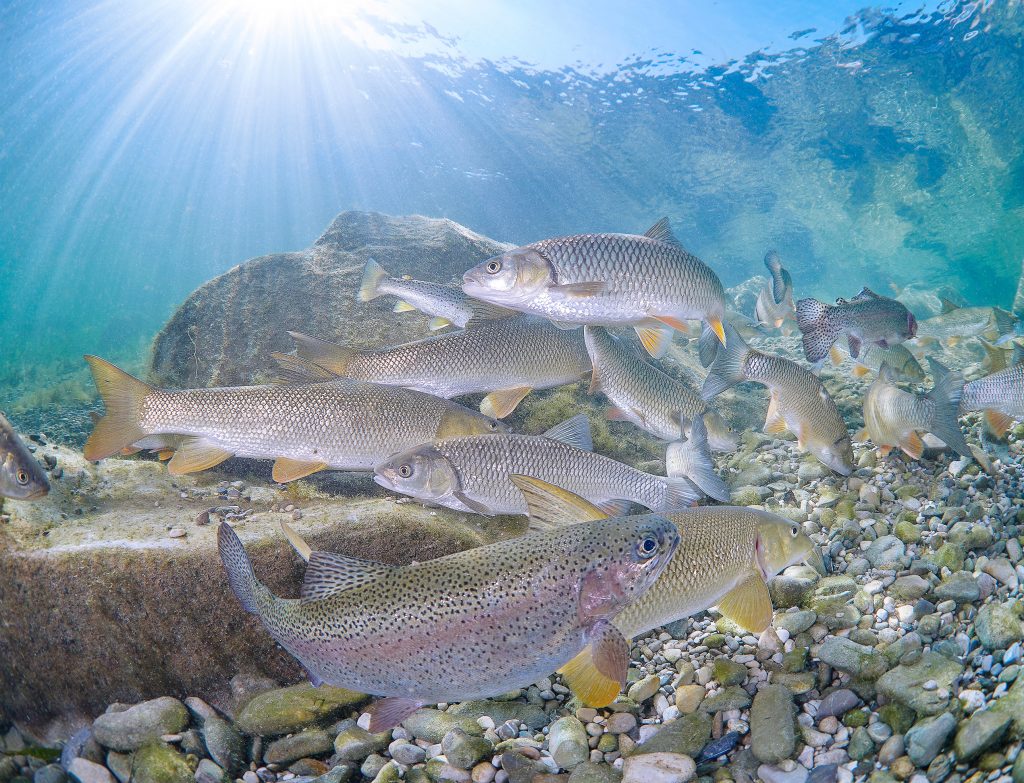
[[1, 0, 1022, 407]]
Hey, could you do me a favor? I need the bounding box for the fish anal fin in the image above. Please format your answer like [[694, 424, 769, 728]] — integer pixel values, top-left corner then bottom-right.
[[509, 474, 608, 529], [605, 407, 632, 422], [301, 550, 396, 602], [427, 316, 452, 331], [763, 391, 787, 435], [363, 698, 423, 734], [651, 314, 690, 332], [900, 431, 924, 460], [166, 438, 233, 476], [708, 317, 726, 345], [588, 366, 601, 395], [393, 300, 417, 313], [272, 457, 328, 483], [558, 620, 627, 707], [480, 387, 532, 419], [717, 571, 772, 633], [984, 409, 1014, 439], [635, 325, 673, 358]]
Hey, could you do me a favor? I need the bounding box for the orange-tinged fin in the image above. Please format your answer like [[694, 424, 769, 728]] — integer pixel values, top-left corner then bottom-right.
[[635, 325, 672, 358], [288, 331, 358, 374], [509, 474, 608, 531], [651, 314, 690, 331], [392, 300, 417, 313], [166, 438, 233, 475], [708, 317, 726, 345], [900, 431, 925, 460], [878, 445, 893, 457], [157, 449, 175, 461], [120, 446, 142, 456], [363, 698, 423, 734], [280, 521, 312, 562], [717, 570, 772, 632], [272, 457, 328, 483], [853, 427, 870, 444], [984, 409, 1014, 439], [358, 258, 389, 302], [83, 355, 153, 461], [830, 346, 844, 366], [427, 316, 451, 331], [551, 281, 606, 297], [852, 364, 870, 378], [558, 620, 628, 707], [763, 391, 786, 435], [480, 386, 531, 419]]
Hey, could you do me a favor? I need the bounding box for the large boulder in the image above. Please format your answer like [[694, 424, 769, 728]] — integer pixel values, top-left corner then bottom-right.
[[149, 211, 511, 388]]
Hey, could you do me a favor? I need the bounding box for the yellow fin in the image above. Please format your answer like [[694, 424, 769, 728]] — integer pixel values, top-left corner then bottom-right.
[[878, 445, 893, 457], [852, 364, 870, 377], [830, 346, 844, 367], [945, 336, 962, 348], [717, 571, 772, 632], [392, 300, 417, 313], [634, 325, 672, 358], [557, 621, 627, 707], [157, 449, 175, 461], [83, 356, 152, 461], [428, 316, 452, 331], [509, 474, 608, 530], [166, 438, 233, 475], [280, 521, 312, 562], [480, 386, 531, 419], [984, 409, 1014, 438], [708, 317, 726, 345], [272, 457, 328, 483], [763, 391, 786, 435], [853, 427, 870, 444], [900, 431, 924, 460]]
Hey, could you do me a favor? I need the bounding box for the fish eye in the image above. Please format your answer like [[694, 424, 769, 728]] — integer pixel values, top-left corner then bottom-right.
[[16, 470, 29, 485], [398, 464, 413, 478], [485, 260, 502, 274], [791, 525, 800, 538], [636, 535, 659, 559]]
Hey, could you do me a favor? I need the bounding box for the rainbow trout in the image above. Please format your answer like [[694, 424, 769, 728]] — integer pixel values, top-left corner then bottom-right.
[[583, 326, 737, 451], [796, 288, 916, 363], [702, 324, 854, 475], [754, 251, 795, 330], [278, 315, 590, 419], [861, 359, 970, 460], [0, 413, 49, 500], [374, 414, 699, 516], [358, 258, 513, 331], [217, 488, 679, 730], [462, 218, 727, 359], [83, 356, 502, 482]]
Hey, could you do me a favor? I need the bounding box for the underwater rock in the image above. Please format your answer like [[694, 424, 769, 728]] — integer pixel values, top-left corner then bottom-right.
[[0, 444, 524, 731], [91, 697, 188, 751], [234, 684, 366, 736], [149, 211, 512, 388]]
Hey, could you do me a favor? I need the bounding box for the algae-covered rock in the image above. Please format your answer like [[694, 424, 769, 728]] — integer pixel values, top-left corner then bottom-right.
[[876, 652, 963, 716], [235, 684, 366, 736], [401, 709, 485, 745], [129, 743, 195, 783], [630, 713, 711, 759], [92, 697, 189, 751]]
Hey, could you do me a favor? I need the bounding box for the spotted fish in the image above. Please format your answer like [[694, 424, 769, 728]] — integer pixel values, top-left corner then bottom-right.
[[796, 288, 916, 363]]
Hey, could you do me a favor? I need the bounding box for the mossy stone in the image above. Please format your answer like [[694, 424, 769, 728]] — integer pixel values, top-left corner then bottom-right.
[[130, 743, 195, 783]]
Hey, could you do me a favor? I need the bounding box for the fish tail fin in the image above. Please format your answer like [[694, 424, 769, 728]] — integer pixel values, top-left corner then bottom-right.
[[83, 356, 152, 461], [993, 307, 1015, 338], [656, 475, 700, 511], [701, 322, 749, 400], [925, 358, 971, 458], [218, 522, 274, 615], [697, 322, 720, 367], [358, 258, 389, 302], [795, 298, 839, 363], [667, 415, 729, 502], [288, 331, 359, 374]]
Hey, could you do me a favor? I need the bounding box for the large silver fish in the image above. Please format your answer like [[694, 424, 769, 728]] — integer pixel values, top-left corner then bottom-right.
[[796, 288, 917, 363], [861, 359, 971, 460], [583, 326, 737, 450], [83, 356, 502, 482], [278, 315, 590, 419], [217, 487, 680, 730], [358, 258, 513, 331], [960, 358, 1024, 438], [0, 413, 49, 500], [373, 414, 699, 516], [848, 343, 926, 383], [702, 324, 854, 475], [462, 218, 727, 359], [915, 299, 1015, 348], [754, 251, 795, 330]]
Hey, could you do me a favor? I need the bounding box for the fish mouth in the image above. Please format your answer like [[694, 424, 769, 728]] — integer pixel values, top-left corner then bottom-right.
[[372, 473, 396, 492]]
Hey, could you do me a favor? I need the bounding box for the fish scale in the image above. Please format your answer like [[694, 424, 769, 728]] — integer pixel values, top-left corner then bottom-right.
[[962, 364, 1024, 417]]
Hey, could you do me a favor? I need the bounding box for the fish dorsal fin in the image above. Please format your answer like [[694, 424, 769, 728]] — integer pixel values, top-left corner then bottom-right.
[[280, 521, 312, 562], [1013, 341, 1024, 366], [939, 296, 960, 313], [642, 217, 684, 249], [288, 331, 359, 374], [271, 352, 340, 384], [852, 287, 882, 302], [509, 474, 608, 530], [717, 570, 772, 632], [166, 437, 233, 476], [301, 551, 397, 602], [466, 299, 517, 326], [542, 414, 593, 451]]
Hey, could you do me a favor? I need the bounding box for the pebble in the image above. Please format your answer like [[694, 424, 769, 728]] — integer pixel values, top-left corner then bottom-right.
[[621, 752, 695, 783], [905, 713, 957, 767], [67, 759, 115, 783], [91, 697, 189, 752]]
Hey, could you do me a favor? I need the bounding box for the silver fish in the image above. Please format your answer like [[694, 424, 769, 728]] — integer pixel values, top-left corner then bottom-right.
[[848, 344, 926, 383], [83, 356, 502, 482], [218, 483, 679, 730], [462, 218, 727, 359], [796, 288, 917, 363], [754, 251, 795, 330], [373, 414, 699, 516], [915, 300, 1015, 347], [960, 357, 1024, 438], [278, 315, 591, 419], [0, 413, 49, 500]]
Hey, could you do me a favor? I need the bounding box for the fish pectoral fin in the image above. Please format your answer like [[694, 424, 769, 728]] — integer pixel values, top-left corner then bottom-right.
[[763, 391, 787, 435], [717, 571, 772, 633], [271, 352, 340, 384], [542, 414, 593, 451], [549, 281, 607, 298], [393, 300, 417, 313], [508, 474, 608, 529], [156, 449, 175, 461], [166, 438, 233, 476], [301, 550, 396, 602], [453, 491, 494, 516], [847, 334, 862, 359], [635, 325, 673, 358], [595, 499, 632, 517], [830, 346, 844, 366], [852, 364, 870, 378], [272, 458, 328, 483], [899, 432, 925, 460], [480, 387, 532, 419], [559, 620, 627, 707], [280, 521, 312, 562], [984, 409, 1014, 439], [427, 316, 451, 331], [363, 698, 424, 734], [878, 445, 893, 457], [707, 317, 727, 345]]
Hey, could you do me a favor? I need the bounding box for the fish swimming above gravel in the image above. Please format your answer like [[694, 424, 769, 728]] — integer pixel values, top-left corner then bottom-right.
[[978, 338, 1024, 374], [461, 218, 727, 359], [83, 356, 502, 482], [959, 354, 1024, 438], [796, 287, 917, 363], [358, 258, 514, 331], [583, 326, 737, 450], [664, 415, 730, 502], [511, 477, 825, 637], [278, 315, 590, 419], [374, 413, 701, 515], [846, 343, 926, 383], [702, 323, 854, 475], [860, 359, 971, 460], [217, 484, 680, 730], [754, 251, 795, 330], [914, 299, 1015, 349], [0, 413, 49, 500]]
